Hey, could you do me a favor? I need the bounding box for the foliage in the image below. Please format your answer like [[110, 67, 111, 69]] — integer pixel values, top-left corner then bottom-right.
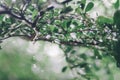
[[0, 0, 120, 80]]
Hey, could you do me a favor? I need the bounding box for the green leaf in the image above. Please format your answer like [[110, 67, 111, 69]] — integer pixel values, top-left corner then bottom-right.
[[79, 54, 87, 60], [60, 6, 73, 14], [62, 66, 68, 72], [77, 0, 86, 10], [96, 16, 113, 25], [71, 50, 76, 54], [94, 49, 102, 59], [62, 20, 72, 31], [79, 63, 88, 68], [49, 25, 55, 32], [113, 40, 120, 67], [82, 0, 86, 4], [113, 10, 120, 30], [65, 46, 73, 53], [72, 21, 78, 26], [53, 27, 58, 33], [0, 15, 4, 21], [66, 20, 72, 27], [114, 0, 119, 9], [85, 2, 94, 12], [81, 0, 86, 9], [32, 9, 38, 18]]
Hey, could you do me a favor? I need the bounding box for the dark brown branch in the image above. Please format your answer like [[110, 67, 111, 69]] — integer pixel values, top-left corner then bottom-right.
[[19, 12, 32, 25], [0, 4, 32, 26], [34, 31, 101, 46], [61, 0, 72, 4], [0, 9, 33, 27], [0, 10, 22, 19], [0, 10, 9, 14], [0, 34, 101, 47]]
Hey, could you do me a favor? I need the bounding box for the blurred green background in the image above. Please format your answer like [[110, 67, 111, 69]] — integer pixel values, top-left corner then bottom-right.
[[0, 38, 73, 80], [0, 38, 120, 80]]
